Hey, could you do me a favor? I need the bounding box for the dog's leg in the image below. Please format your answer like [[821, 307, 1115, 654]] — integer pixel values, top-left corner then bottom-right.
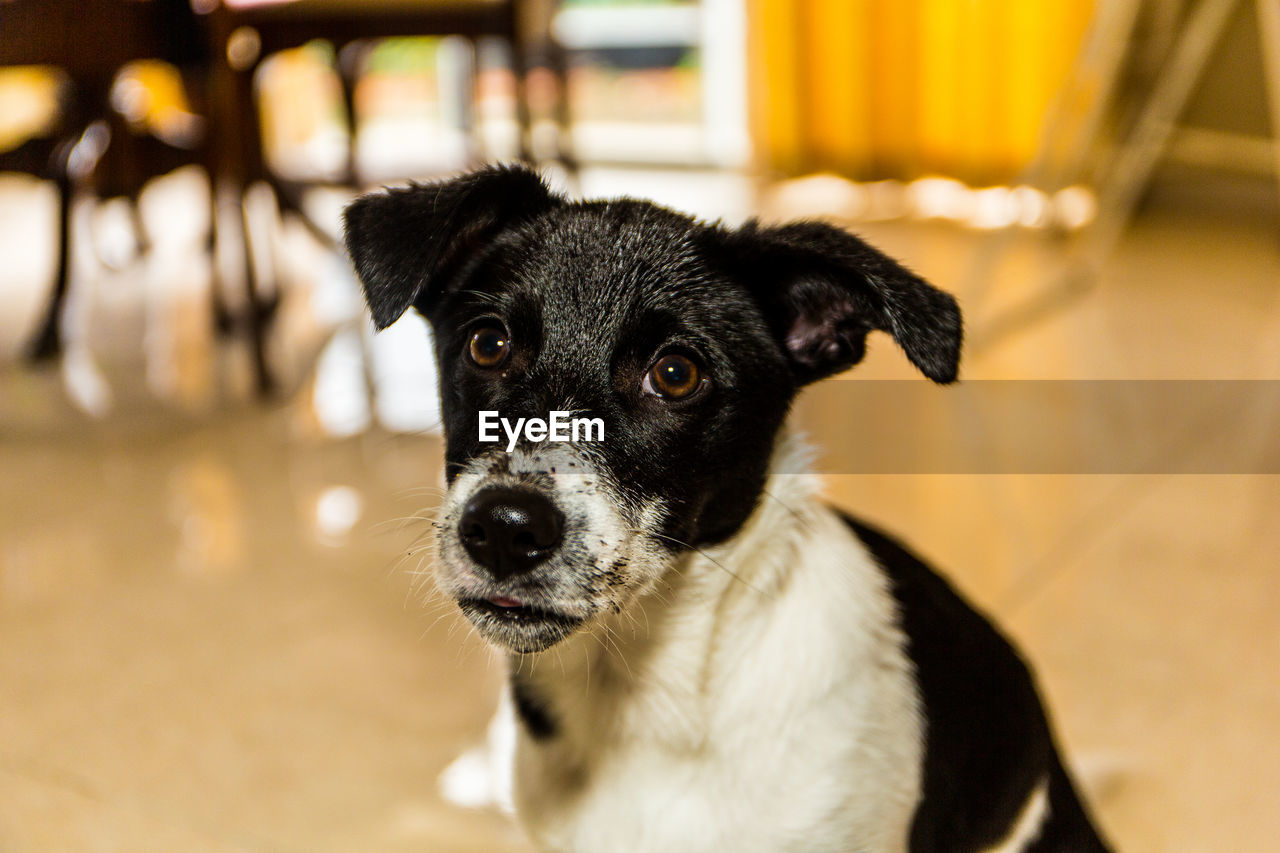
[[437, 689, 516, 814]]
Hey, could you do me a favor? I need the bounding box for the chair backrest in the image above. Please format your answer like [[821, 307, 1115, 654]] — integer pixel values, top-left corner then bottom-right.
[[0, 0, 169, 76]]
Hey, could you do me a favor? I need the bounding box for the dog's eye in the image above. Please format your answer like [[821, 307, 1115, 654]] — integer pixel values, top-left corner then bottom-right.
[[469, 325, 510, 368], [644, 354, 702, 399]]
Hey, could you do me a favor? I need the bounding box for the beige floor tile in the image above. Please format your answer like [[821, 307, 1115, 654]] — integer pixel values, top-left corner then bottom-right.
[[1004, 475, 1280, 852], [0, 765, 236, 853], [1, 415, 531, 852]]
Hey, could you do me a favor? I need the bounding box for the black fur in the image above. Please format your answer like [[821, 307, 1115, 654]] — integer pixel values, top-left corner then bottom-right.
[[849, 518, 1111, 852], [511, 674, 558, 741], [710, 220, 962, 384], [344, 164, 560, 329]]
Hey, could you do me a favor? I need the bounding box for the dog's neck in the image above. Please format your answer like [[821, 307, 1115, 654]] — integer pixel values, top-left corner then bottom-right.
[[511, 432, 829, 749]]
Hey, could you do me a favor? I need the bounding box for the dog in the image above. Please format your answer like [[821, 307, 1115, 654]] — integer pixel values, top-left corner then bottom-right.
[[343, 164, 1112, 852]]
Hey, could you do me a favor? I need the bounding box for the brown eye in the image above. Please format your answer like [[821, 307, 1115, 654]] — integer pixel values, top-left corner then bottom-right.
[[468, 325, 510, 368], [645, 354, 702, 399]]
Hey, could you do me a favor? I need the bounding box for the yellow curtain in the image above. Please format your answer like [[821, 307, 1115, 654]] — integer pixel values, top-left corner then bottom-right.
[[748, 0, 1094, 184]]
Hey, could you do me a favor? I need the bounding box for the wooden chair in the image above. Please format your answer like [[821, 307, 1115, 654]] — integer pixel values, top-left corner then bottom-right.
[[0, 0, 214, 363], [2, 0, 571, 393], [201, 0, 574, 209], [197, 0, 574, 394]]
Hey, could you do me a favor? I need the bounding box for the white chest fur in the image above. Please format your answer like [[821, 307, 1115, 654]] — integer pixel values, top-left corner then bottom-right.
[[510, 464, 924, 853]]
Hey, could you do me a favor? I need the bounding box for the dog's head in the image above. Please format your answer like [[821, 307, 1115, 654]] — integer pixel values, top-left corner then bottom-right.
[[344, 165, 960, 653]]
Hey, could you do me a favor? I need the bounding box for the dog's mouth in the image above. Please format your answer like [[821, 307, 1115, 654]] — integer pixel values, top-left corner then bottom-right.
[[457, 596, 586, 653]]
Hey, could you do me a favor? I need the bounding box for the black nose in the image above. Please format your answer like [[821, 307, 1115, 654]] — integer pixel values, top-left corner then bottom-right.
[[459, 488, 564, 579]]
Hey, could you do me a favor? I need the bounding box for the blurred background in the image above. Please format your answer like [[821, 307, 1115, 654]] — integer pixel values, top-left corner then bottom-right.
[[2, 0, 1278, 849]]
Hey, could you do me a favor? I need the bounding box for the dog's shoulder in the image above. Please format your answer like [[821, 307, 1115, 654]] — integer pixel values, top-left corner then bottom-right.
[[840, 512, 1035, 691], [838, 512, 1110, 853]]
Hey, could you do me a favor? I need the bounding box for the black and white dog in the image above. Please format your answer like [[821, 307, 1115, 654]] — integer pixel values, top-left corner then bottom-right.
[[343, 164, 1111, 852]]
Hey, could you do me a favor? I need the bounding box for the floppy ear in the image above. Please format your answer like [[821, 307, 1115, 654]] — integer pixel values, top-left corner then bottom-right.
[[717, 220, 962, 384], [342, 164, 562, 329]]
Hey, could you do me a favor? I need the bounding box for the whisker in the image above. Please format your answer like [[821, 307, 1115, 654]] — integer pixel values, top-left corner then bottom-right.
[[393, 485, 450, 499], [761, 487, 813, 531], [632, 528, 768, 597], [369, 513, 439, 534], [598, 622, 635, 682]]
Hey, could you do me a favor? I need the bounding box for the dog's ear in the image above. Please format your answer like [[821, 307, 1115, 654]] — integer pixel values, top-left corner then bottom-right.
[[343, 164, 562, 329], [715, 220, 962, 384]]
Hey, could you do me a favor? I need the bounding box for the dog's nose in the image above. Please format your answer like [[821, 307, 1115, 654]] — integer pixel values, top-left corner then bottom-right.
[[459, 488, 564, 579]]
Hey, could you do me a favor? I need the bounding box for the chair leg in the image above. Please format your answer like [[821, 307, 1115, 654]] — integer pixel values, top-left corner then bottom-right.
[[462, 36, 486, 166], [963, 0, 1141, 312], [1255, 0, 1280, 226], [1078, 0, 1241, 270], [337, 40, 364, 186], [228, 59, 276, 396], [237, 183, 276, 396], [511, 30, 535, 163], [28, 164, 74, 362], [546, 37, 577, 173]]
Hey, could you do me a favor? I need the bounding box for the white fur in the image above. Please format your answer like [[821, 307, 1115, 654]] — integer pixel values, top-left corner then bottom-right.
[[983, 777, 1049, 853], [507, 438, 925, 852], [438, 690, 517, 814]]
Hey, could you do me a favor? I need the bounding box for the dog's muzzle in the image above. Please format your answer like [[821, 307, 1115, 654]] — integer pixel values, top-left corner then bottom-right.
[[435, 447, 669, 653]]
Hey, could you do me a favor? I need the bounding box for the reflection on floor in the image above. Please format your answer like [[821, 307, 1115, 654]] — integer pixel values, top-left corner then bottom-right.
[[2, 167, 1279, 851]]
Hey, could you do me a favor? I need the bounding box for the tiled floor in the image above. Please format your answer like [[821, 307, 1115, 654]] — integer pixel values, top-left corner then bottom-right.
[[2, 168, 1278, 851], [1, 414, 531, 851]]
